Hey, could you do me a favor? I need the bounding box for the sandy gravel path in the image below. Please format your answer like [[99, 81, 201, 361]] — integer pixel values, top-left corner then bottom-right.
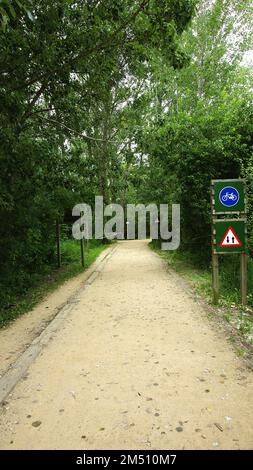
[[0, 240, 252, 449], [0, 247, 111, 378]]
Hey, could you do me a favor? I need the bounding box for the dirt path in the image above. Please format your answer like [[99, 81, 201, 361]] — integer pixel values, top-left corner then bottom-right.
[[0, 247, 111, 378], [0, 240, 252, 450]]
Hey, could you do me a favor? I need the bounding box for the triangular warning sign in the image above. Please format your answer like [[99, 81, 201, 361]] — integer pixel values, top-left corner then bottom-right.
[[220, 226, 242, 247]]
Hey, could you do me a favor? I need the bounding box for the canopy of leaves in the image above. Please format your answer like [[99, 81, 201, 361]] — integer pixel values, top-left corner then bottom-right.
[[0, 0, 195, 308], [0, 0, 252, 312]]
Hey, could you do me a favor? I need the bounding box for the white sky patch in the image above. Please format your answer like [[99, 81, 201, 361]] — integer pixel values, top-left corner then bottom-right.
[[242, 50, 253, 67]]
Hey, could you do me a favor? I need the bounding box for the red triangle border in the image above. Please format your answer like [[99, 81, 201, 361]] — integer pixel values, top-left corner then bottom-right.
[[219, 225, 242, 247]]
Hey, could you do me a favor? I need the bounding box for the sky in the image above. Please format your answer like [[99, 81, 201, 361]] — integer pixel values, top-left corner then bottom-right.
[[242, 50, 253, 67]]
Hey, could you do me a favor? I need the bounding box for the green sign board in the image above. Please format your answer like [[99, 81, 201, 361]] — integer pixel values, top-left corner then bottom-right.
[[212, 179, 245, 213], [213, 219, 246, 253]]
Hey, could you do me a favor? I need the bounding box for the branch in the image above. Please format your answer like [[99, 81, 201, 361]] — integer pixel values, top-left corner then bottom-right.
[[18, 0, 150, 91], [30, 107, 57, 115], [69, 0, 150, 67], [38, 116, 118, 144], [22, 82, 47, 121]]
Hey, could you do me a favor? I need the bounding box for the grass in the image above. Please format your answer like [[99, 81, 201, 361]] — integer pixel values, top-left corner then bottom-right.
[[150, 240, 253, 349], [0, 239, 107, 328]]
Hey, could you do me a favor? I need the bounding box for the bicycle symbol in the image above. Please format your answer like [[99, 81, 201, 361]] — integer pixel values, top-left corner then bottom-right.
[[221, 192, 238, 202], [219, 186, 239, 207]]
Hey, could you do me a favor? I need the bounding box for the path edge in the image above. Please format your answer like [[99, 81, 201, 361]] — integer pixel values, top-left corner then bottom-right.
[[0, 244, 118, 405]]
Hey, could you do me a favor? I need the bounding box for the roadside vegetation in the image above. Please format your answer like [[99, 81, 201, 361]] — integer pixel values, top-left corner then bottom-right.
[[0, 1, 252, 327], [151, 241, 253, 357], [0, 237, 106, 328]]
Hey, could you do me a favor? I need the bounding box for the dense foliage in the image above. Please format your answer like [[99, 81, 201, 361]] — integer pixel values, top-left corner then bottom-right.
[[0, 0, 195, 309], [127, 0, 253, 263], [0, 0, 252, 313]]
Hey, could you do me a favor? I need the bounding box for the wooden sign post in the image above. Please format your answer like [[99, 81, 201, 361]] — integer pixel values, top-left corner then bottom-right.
[[212, 252, 219, 305], [56, 219, 61, 268], [80, 238, 85, 268], [56, 213, 87, 269], [240, 252, 247, 306], [211, 179, 247, 305]]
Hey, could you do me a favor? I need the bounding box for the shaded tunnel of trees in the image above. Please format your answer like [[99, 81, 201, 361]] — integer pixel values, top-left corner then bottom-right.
[[0, 0, 252, 312]]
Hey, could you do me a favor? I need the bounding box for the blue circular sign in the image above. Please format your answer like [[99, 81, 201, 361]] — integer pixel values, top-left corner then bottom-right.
[[219, 186, 239, 207]]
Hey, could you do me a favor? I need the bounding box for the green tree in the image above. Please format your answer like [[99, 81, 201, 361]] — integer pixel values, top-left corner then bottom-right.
[[0, 0, 195, 308]]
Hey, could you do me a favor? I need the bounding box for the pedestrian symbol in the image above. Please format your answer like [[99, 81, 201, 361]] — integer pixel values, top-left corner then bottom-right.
[[220, 226, 242, 247]]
